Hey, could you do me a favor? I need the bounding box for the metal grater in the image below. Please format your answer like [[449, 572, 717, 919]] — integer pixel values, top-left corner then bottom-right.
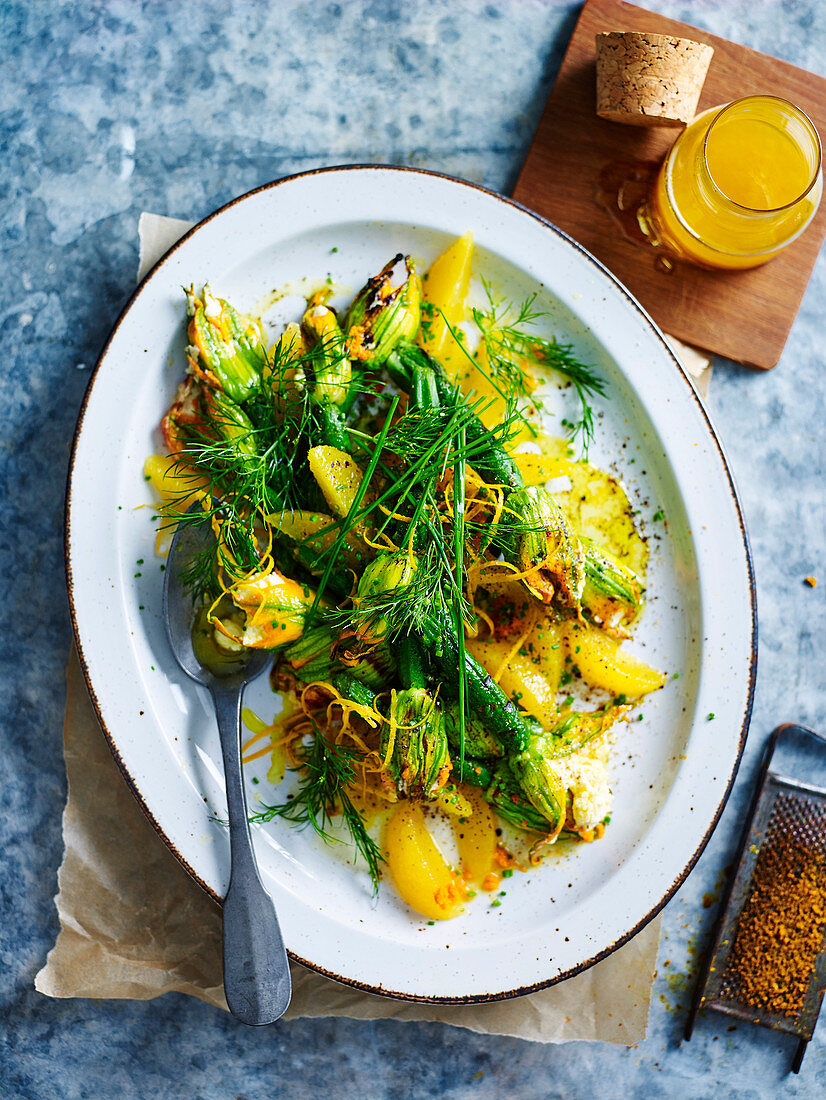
[[685, 724, 826, 1073]]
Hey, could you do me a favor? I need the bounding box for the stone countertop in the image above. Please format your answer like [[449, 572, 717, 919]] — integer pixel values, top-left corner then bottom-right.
[[2, 1, 824, 1096]]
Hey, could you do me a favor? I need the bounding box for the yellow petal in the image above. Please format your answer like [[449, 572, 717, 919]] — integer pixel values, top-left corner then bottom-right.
[[467, 635, 559, 725], [562, 622, 665, 697], [384, 802, 466, 920], [419, 232, 473, 372], [307, 446, 364, 518], [453, 786, 498, 886]]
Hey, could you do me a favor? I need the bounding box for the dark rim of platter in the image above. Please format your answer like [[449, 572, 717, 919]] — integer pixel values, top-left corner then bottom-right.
[[65, 164, 758, 1004]]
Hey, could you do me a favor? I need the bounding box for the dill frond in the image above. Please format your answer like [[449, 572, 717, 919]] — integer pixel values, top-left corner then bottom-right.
[[322, 540, 466, 643], [472, 281, 607, 453], [249, 728, 384, 892]]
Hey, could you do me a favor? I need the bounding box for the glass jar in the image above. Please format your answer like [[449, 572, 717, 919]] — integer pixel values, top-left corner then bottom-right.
[[648, 95, 822, 270]]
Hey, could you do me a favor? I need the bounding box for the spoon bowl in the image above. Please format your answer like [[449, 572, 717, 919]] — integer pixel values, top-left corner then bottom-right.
[[163, 518, 271, 690]]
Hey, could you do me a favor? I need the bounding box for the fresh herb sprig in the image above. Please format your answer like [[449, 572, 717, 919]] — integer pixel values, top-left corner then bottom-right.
[[177, 540, 230, 603], [452, 423, 468, 772], [162, 399, 316, 589], [472, 282, 607, 453], [249, 726, 384, 892]]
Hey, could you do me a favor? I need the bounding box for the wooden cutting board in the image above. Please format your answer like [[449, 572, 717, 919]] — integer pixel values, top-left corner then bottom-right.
[[513, 0, 826, 368]]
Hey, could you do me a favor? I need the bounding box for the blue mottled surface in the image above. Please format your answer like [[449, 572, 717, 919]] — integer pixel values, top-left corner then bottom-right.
[[2, 1, 825, 1096]]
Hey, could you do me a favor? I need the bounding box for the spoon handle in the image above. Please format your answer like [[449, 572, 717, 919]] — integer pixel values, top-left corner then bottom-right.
[[212, 685, 292, 1024]]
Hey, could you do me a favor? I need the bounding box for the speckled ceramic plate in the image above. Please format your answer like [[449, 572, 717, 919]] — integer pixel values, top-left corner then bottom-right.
[[66, 166, 756, 1002]]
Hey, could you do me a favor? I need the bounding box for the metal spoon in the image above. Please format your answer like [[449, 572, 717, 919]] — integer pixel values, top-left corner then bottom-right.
[[163, 515, 292, 1024]]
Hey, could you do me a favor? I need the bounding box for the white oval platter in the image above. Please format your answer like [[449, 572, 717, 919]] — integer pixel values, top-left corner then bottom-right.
[[66, 166, 755, 1002]]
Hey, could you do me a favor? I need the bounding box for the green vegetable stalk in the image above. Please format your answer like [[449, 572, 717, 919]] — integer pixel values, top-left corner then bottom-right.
[[421, 609, 534, 755], [332, 672, 379, 712], [443, 705, 504, 760]]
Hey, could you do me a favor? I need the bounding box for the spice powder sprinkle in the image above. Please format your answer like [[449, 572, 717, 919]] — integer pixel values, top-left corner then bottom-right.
[[721, 793, 826, 1019]]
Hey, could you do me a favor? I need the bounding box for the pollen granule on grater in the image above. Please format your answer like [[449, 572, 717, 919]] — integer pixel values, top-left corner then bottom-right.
[[721, 792, 826, 1017]]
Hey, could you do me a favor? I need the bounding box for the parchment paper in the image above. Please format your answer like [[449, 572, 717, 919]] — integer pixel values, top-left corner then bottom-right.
[[36, 209, 701, 1044]]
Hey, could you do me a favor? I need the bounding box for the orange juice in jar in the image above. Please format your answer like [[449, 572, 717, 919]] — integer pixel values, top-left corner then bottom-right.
[[649, 95, 822, 270]]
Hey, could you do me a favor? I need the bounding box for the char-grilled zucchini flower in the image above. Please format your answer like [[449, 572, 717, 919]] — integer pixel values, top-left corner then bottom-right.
[[230, 568, 316, 649], [511, 704, 626, 830], [510, 485, 585, 611], [352, 549, 419, 644], [301, 293, 352, 407], [485, 758, 552, 834], [185, 284, 266, 402], [198, 387, 260, 475], [344, 254, 421, 366], [579, 537, 645, 638], [381, 688, 450, 801]]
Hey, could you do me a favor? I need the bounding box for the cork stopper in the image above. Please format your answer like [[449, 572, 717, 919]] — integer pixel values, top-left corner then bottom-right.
[[595, 31, 714, 129]]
